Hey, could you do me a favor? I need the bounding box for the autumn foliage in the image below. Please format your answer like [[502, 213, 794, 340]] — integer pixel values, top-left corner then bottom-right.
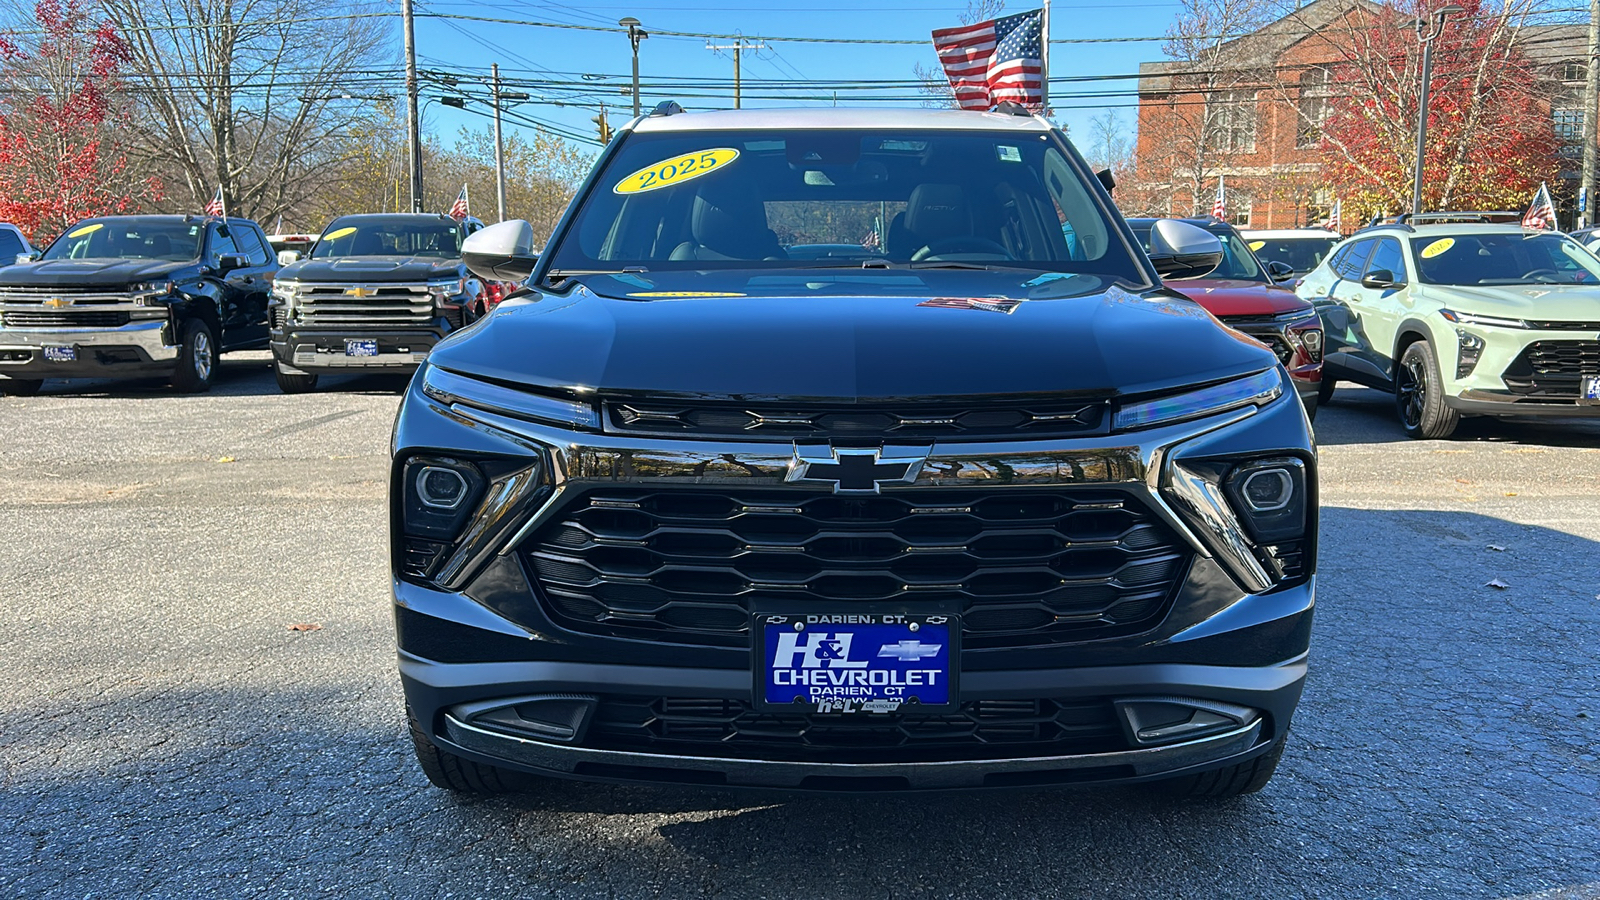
[[0, 0, 161, 243]]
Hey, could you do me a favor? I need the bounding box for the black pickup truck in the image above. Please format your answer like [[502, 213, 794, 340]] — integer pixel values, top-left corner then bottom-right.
[[0, 216, 275, 394], [268, 214, 481, 393]]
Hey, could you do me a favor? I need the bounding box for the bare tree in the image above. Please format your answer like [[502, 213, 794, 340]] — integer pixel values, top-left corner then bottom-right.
[[98, 0, 392, 221]]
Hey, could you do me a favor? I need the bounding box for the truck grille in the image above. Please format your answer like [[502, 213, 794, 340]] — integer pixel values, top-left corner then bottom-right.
[[3, 311, 131, 328], [1502, 340, 1600, 397], [1224, 324, 1295, 365], [587, 695, 1125, 762], [524, 488, 1188, 648], [607, 400, 1106, 439], [293, 283, 432, 327]]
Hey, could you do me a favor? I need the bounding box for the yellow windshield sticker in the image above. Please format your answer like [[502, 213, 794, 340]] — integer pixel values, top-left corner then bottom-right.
[[1420, 238, 1455, 259], [627, 291, 746, 298], [1248, 240, 1266, 251], [322, 226, 357, 241], [67, 223, 104, 238], [614, 148, 740, 195]]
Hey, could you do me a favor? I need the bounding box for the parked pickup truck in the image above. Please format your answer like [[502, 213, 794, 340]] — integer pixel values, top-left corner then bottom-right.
[[268, 213, 481, 393], [0, 215, 275, 395]]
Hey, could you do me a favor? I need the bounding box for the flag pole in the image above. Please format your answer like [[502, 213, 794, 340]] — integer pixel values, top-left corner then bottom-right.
[[1040, 0, 1050, 116]]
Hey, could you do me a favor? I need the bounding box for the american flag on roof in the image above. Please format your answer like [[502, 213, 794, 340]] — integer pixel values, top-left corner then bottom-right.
[[1522, 182, 1556, 230], [932, 9, 1046, 112], [204, 186, 225, 217], [448, 184, 469, 221]]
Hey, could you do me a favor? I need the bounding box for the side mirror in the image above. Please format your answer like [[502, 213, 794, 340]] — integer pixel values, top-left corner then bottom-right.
[[277, 249, 302, 266], [1096, 168, 1116, 193], [216, 253, 250, 272], [1146, 219, 1224, 280], [1266, 260, 1296, 282], [1360, 268, 1402, 290], [462, 219, 540, 282]]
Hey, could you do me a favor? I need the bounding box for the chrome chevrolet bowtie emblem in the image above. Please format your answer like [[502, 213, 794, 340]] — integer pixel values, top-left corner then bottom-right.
[[785, 445, 927, 494], [877, 640, 942, 661]]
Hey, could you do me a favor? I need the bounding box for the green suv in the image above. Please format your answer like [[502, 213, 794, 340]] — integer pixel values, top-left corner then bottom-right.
[[1298, 222, 1600, 438]]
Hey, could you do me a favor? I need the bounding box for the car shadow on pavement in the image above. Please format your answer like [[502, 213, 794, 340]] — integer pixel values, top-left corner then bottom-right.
[[1317, 384, 1600, 447], [21, 353, 414, 399]]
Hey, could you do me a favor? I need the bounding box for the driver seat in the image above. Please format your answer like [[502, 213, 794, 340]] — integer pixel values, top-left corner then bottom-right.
[[896, 183, 973, 258]]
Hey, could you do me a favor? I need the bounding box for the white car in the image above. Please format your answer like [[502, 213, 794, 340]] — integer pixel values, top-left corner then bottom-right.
[[1240, 228, 1341, 278]]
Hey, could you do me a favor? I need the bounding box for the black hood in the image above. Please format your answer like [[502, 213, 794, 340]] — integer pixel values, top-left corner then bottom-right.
[[428, 278, 1277, 402], [0, 258, 192, 287], [280, 256, 461, 283]]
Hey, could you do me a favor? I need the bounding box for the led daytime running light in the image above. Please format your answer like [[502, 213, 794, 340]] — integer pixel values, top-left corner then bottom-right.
[[1439, 308, 1527, 329], [422, 365, 601, 430], [1115, 368, 1282, 431]]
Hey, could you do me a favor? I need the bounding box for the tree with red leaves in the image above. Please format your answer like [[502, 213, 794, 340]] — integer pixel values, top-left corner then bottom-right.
[[0, 0, 161, 244], [1316, 0, 1559, 217]]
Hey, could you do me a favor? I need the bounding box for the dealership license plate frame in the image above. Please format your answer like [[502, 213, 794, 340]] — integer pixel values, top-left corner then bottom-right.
[[42, 345, 76, 363], [753, 610, 959, 715], [345, 339, 379, 357], [1582, 374, 1600, 403]]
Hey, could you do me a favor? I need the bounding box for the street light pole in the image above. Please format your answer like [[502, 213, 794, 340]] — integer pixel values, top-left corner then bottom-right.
[[402, 0, 423, 212], [620, 17, 648, 118], [492, 63, 507, 222], [1411, 5, 1465, 216]]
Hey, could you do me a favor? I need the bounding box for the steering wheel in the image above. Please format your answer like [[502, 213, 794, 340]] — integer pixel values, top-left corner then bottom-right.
[[911, 236, 1013, 261], [1521, 268, 1563, 283]]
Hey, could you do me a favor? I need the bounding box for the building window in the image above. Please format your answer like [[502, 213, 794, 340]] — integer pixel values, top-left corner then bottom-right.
[[1227, 191, 1253, 227], [1210, 90, 1257, 153], [1297, 67, 1331, 149], [1562, 61, 1586, 85], [1555, 107, 1585, 143]]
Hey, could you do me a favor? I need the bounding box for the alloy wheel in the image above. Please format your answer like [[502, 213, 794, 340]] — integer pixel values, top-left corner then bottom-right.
[[192, 329, 213, 382], [1398, 356, 1425, 428]]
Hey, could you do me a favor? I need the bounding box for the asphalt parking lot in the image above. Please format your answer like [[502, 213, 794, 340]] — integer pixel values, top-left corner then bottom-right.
[[1, 353, 1597, 899]]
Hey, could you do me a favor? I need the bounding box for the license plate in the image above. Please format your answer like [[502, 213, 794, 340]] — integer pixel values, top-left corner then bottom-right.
[[43, 345, 76, 362], [1583, 375, 1600, 402], [345, 340, 378, 357], [757, 613, 956, 714]]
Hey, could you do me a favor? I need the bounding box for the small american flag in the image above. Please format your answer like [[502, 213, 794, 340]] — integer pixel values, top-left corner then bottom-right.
[[448, 184, 469, 221], [932, 9, 1045, 112], [1522, 182, 1556, 230], [204, 186, 225, 217], [1212, 175, 1226, 220], [1328, 198, 1342, 234]]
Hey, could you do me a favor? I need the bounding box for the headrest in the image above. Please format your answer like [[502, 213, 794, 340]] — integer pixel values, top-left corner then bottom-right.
[[690, 177, 778, 259], [904, 183, 970, 242], [351, 231, 386, 255]]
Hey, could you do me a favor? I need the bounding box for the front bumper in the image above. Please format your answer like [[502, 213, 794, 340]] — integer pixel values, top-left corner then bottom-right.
[[1445, 390, 1600, 417], [270, 326, 442, 374], [0, 320, 179, 379]]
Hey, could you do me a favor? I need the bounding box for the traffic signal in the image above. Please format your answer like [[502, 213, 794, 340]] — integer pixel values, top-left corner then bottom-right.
[[592, 110, 613, 144]]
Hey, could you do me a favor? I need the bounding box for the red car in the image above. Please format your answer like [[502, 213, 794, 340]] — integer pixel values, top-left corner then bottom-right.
[[1127, 217, 1324, 420]]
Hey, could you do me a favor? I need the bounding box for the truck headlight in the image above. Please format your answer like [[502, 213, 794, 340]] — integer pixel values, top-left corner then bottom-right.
[[131, 281, 175, 306], [271, 280, 301, 305], [1114, 368, 1282, 431], [426, 277, 468, 305]]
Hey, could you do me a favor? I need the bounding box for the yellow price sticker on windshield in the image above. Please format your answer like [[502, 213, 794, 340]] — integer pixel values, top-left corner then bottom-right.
[[1420, 238, 1455, 259], [322, 226, 357, 241], [614, 148, 740, 195], [1248, 240, 1266, 251], [628, 291, 746, 298], [67, 223, 104, 238]]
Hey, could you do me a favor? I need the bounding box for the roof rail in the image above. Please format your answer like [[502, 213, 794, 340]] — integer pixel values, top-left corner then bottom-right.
[[992, 101, 1033, 117], [649, 101, 684, 117], [1405, 210, 1521, 224]]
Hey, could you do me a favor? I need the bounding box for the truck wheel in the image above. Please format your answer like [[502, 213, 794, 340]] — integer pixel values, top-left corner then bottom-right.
[[170, 319, 216, 393], [1316, 374, 1336, 405], [274, 359, 319, 394], [1395, 339, 1459, 439], [0, 378, 42, 397], [407, 706, 520, 794], [1150, 737, 1285, 799]]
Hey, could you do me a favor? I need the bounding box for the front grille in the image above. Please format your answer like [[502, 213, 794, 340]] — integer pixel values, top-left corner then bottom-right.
[[293, 283, 432, 327], [606, 399, 1106, 439], [1224, 322, 1295, 365], [587, 695, 1126, 762], [3, 311, 130, 328], [524, 488, 1189, 647], [0, 285, 133, 300], [1502, 340, 1600, 397]]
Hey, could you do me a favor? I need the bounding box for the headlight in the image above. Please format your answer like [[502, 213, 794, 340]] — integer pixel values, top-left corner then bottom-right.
[[422, 365, 601, 430], [130, 281, 174, 306], [1440, 309, 1526, 328], [271, 280, 300, 305], [1114, 368, 1283, 431], [426, 276, 468, 304]]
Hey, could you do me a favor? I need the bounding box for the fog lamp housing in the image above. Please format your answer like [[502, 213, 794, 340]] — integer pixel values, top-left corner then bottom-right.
[[401, 456, 486, 539], [1456, 329, 1484, 378], [1223, 457, 1307, 544]]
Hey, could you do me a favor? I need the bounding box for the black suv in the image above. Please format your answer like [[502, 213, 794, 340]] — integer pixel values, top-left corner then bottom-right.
[[0, 216, 275, 394], [268, 214, 480, 393], [391, 107, 1317, 798]]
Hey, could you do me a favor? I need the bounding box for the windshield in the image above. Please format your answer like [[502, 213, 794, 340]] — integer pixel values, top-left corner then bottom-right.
[[1411, 233, 1600, 285], [311, 217, 464, 259], [1246, 236, 1338, 274], [543, 128, 1144, 283], [1128, 223, 1265, 282], [43, 219, 203, 262]]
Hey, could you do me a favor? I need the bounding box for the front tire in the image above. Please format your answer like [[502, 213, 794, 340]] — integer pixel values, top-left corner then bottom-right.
[[1151, 737, 1285, 799], [407, 706, 520, 794], [274, 358, 319, 394], [0, 378, 42, 397], [1395, 339, 1459, 439], [170, 319, 216, 393], [1316, 373, 1336, 406]]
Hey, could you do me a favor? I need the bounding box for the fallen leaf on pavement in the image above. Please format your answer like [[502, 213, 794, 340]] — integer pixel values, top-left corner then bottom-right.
[[287, 623, 322, 632], [1487, 545, 1506, 552], [217, 456, 236, 463], [1485, 578, 1510, 590]]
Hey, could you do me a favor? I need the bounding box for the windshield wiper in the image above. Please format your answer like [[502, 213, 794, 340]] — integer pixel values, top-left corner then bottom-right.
[[908, 260, 1044, 271]]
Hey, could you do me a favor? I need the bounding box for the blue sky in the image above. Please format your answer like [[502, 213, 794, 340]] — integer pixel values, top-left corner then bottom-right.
[[410, 0, 1188, 156]]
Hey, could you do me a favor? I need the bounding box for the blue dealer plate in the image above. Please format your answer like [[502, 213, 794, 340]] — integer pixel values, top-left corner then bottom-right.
[[1584, 375, 1600, 402], [758, 613, 955, 714], [43, 345, 76, 362], [345, 340, 378, 357]]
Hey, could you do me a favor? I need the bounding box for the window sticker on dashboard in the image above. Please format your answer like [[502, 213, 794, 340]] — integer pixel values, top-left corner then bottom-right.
[[67, 223, 104, 238], [613, 148, 740, 195], [996, 145, 1022, 163], [1420, 238, 1455, 259]]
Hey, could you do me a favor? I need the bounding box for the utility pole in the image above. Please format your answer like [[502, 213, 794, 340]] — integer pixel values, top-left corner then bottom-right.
[[1581, 0, 1599, 228], [1410, 5, 1464, 216], [402, 0, 423, 212], [620, 17, 648, 118], [706, 36, 764, 109], [492, 64, 507, 222]]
